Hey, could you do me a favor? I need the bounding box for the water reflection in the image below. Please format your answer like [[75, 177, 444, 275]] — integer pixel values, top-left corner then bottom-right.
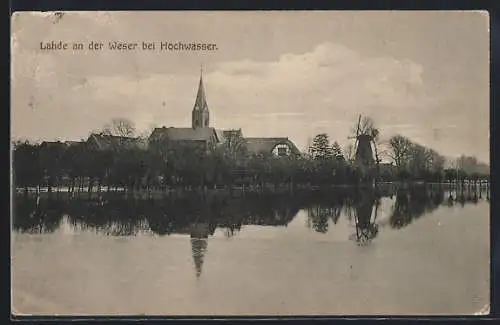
[[190, 222, 211, 278], [351, 188, 380, 246], [13, 185, 489, 278], [389, 187, 444, 229]]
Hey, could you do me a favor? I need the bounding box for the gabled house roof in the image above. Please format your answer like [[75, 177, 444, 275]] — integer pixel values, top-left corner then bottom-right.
[[40, 140, 84, 148], [244, 137, 301, 156], [64, 141, 83, 147], [88, 133, 147, 150], [40, 141, 66, 147]]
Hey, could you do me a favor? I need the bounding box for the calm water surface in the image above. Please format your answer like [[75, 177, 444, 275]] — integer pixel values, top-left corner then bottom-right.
[[12, 186, 490, 316]]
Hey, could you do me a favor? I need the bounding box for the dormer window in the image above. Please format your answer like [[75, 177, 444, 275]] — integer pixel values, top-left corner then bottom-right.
[[273, 143, 290, 157]]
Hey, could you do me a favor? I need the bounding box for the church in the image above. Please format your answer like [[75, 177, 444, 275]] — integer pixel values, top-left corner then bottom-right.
[[148, 69, 301, 157]]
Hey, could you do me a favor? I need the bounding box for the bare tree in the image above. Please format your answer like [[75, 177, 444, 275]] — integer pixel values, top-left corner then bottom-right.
[[407, 143, 429, 175], [370, 126, 381, 165], [102, 118, 136, 137], [221, 129, 247, 160], [344, 143, 356, 162], [350, 115, 376, 136], [426, 148, 445, 173], [388, 134, 412, 168]]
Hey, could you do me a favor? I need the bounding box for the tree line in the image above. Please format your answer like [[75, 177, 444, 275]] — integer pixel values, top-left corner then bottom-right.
[[12, 117, 489, 193], [386, 134, 489, 183]]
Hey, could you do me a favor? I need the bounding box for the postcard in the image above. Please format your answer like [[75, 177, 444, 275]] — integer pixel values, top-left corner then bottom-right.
[[11, 10, 490, 316]]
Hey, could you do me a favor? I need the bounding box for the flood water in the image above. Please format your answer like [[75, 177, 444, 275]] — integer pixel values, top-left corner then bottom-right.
[[11, 185, 490, 316]]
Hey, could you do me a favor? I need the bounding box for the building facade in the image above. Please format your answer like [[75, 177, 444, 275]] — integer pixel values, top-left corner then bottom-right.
[[148, 68, 300, 158], [148, 69, 224, 152]]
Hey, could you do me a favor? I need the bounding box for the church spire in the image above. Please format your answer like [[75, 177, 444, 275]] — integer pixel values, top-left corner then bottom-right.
[[190, 222, 210, 279], [191, 237, 207, 279], [194, 65, 208, 111], [192, 65, 210, 128]]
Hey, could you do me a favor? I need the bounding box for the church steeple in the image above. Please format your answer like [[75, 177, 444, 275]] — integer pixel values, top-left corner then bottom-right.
[[190, 222, 210, 279], [191, 237, 207, 279], [192, 66, 210, 129]]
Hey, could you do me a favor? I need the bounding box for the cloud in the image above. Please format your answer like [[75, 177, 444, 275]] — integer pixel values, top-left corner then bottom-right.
[[211, 42, 427, 112], [68, 42, 429, 148], [12, 41, 435, 152], [10, 12, 489, 163]]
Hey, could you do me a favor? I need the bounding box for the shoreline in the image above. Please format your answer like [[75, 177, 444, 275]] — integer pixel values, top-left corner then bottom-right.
[[13, 180, 490, 198]]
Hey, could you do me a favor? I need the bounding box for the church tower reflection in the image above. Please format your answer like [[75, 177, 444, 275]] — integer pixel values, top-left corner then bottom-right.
[[190, 221, 211, 279]]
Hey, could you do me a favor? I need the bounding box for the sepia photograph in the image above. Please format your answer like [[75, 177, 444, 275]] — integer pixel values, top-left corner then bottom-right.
[[11, 11, 490, 316]]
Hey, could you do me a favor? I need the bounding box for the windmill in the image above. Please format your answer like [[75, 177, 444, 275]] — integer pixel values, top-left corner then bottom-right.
[[347, 114, 378, 168]]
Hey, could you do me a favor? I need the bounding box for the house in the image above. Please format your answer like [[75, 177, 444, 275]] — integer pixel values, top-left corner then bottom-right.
[[148, 127, 221, 152], [245, 137, 301, 157], [86, 133, 148, 151], [148, 68, 227, 152], [64, 141, 84, 147], [39, 140, 86, 152], [148, 67, 301, 158], [40, 141, 67, 148]]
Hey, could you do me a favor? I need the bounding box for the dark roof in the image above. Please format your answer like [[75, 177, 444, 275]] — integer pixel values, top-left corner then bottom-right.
[[244, 137, 301, 156], [40, 140, 64, 145], [40, 141, 68, 149], [40, 140, 84, 147], [149, 127, 219, 142], [88, 134, 147, 150], [64, 141, 83, 146]]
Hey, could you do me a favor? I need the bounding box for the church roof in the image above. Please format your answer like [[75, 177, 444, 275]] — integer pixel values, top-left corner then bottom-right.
[[149, 127, 219, 142], [193, 70, 208, 111], [245, 137, 301, 156], [40, 141, 68, 148]]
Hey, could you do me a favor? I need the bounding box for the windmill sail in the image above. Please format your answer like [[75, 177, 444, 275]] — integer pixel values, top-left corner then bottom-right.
[[356, 114, 361, 137]]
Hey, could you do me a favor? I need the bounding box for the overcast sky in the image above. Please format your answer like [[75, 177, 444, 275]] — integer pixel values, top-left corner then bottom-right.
[[11, 11, 489, 163]]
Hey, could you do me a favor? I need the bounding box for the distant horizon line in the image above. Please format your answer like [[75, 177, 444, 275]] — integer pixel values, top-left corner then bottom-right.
[[10, 133, 490, 167]]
